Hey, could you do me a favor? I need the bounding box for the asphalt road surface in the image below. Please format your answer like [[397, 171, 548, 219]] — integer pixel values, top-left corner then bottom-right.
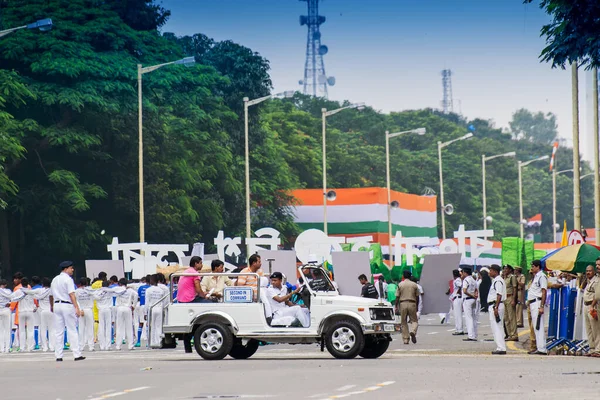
[[2, 316, 599, 400]]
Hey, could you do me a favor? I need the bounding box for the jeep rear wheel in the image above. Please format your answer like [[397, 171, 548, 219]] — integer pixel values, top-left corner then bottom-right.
[[228, 339, 259, 359], [325, 320, 364, 359], [359, 335, 390, 359], [194, 322, 233, 360]]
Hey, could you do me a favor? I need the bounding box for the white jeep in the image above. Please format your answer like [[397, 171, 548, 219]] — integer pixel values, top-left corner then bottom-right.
[[160, 265, 400, 360]]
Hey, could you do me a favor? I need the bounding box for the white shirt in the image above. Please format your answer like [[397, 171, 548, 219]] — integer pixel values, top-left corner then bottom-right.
[[145, 285, 167, 308], [462, 276, 477, 299], [375, 280, 388, 297], [93, 288, 114, 310], [266, 285, 288, 314], [527, 271, 548, 301], [75, 287, 94, 310], [488, 276, 506, 303], [158, 283, 169, 299], [11, 288, 36, 312], [114, 287, 138, 308], [452, 277, 462, 299], [28, 288, 52, 312], [0, 288, 12, 309], [51, 272, 76, 302]]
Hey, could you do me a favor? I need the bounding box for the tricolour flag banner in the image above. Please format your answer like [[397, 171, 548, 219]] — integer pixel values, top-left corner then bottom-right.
[[526, 213, 542, 227], [291, 187, 437, 244]]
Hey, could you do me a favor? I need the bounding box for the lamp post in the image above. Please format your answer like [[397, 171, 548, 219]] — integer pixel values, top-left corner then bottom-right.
[[437, 132, 473, 239], [137, 57, 195, 242], [594, 68, 600, 246], [321, 103, 365, 235], [0, 18, 52, 38], [482, 151, 516, 231], [518, 155, 550, 238], [386, 128, 426, 256], [243, 91, 295, 255], [553, 168, 573, 245]]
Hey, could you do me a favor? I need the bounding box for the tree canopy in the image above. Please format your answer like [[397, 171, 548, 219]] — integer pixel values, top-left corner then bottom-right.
[[509, 108, 558, 145]]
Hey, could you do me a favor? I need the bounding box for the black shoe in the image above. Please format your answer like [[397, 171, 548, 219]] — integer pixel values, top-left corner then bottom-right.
[[185, 349, 193, 353], [74, 356, 86, 361], [463, 338, 477, 342], [527, 349, 537, 354], [492, 350, 506, 355], [531, 351, 547, 355], [56, 358, 63, 362], [452, 331, 465, 336], [440, 317, 446, 324], [410, 332, 417, 344]]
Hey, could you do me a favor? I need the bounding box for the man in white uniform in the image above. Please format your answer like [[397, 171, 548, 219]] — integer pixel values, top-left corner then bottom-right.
[[0, 280, 12, 353], [27, 278, 54, 352], [50, 261, 85, 362], [461, 267, 478, 341], [113, 278, 137, 350], [267, 272, 309, 327], [92, 281, 114, 351], [75, 278, 95, 352], [450, 270, 464, 336], [487, 265, 506, 355], [11, 277, 37, 352], [527, 260, 548, 355], [145, 274, 166, 347]]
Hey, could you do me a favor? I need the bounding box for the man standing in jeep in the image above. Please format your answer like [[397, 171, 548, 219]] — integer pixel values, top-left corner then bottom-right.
[[358, 274, 378, 299]]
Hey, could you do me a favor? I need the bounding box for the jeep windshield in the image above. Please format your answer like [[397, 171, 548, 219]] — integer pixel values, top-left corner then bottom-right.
[[299, 266, 336, 292]]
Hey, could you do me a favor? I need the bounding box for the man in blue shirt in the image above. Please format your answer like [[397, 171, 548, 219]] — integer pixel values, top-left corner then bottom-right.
[[135, 276, 151, 347]]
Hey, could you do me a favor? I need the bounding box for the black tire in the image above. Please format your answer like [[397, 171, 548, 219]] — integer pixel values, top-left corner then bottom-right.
[[325, 319, 364, 359], [228, 339, 259, 359], [359, 336, 390, 359], [193, 322, 233, 360]]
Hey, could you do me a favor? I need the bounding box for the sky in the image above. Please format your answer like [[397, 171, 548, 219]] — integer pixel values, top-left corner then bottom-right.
[[158, 0, 595, 161]]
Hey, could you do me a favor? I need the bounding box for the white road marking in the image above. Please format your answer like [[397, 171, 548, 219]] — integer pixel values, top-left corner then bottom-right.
[[335, 385, 356, 391], [447, 328, 456, 331], [427, 332, 439, 335], [377, 381, 395, 386], [87, 387, 149, 400], [364, 386, 381, 391]]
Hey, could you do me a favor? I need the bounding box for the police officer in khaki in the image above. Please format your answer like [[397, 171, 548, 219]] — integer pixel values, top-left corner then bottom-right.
[[395, 271, 419, 345], [583, 265, 600, 356], [503, 265, 518, 341], [515, 266, 526, 328]]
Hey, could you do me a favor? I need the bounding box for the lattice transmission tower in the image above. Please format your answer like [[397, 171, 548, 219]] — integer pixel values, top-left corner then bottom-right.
[[298, 0, 335, 98], [441, 69, 454, 114]]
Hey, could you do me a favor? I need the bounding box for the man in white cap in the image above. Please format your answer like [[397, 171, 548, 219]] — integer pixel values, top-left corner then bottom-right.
[[50, 261, 85, 361]]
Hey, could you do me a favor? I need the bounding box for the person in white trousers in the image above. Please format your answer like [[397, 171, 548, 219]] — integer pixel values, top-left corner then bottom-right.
[[113, 279, 137, 350], [0, 280, 12, 353], [75, 278, 95, 352], [527, 260, 548, 355], [11, 277, 37, 352], [461, 267, 478, 341], [92, 281, 114, 351], [145, 275, 166, 347], [487, 265, 506, 355], [50, 261, 85, 362], [27, 278, 54, 352], [450, 270, 464, 336]]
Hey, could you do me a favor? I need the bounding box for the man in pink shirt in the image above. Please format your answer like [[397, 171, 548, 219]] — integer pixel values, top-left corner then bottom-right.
[[177, 256, 210, 304], [177, 256, 210, 353]]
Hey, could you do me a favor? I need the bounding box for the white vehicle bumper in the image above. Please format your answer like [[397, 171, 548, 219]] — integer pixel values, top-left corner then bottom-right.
[[362, 322, 402, 334]]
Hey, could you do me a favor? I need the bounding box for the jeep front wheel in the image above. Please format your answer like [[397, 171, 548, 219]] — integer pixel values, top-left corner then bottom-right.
[[228, 339, 259, 359], [194, 322, 233, 360], [359, 335, 390, 359], [325, 320, 364, 359]]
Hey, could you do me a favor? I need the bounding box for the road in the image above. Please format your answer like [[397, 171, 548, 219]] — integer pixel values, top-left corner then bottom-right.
[[1, 316, 598, 400]]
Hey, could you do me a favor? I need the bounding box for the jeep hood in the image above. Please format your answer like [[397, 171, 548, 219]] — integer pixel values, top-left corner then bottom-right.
[[320, 294, 391, 307]]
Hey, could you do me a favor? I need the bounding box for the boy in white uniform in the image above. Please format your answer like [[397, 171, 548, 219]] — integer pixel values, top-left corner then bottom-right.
[[461, 267, 478, 341], [145, 274, 167, 347], [27, 278, 54, 352], [113, 279, 138, 350], [0, 280, 12, 353], [75, 278, 95, 352], [11, 278, 37, 352], [92, 281, 114, 351]]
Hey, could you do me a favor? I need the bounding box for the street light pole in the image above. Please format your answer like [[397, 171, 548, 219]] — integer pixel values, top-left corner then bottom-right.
[[437, 132, 473, 239], [572, 63, 582, 232], [594, 68, 600, 246], [243, 91, 294, 254], [518, 155, 550, 238], [137, 57, 195, 242], [0, 18, 52, 38], [385, 128, 426, 257], [482, 152, 516, 231], [321, 103, 365, 235]]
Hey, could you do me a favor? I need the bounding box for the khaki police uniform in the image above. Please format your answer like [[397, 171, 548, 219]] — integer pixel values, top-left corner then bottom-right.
[[504, 273, 518, 340], [396, 279, 419, 344], [583, 276, 600, 353], [516, 271, 525, 327]]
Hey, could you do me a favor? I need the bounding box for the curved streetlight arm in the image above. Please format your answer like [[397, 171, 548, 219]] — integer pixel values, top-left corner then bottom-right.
[[483, 151, 516, 162], [521, 155, 549, 168], [324, 102, 365, 117], [439, 132, 473, 149], [0, 25, 27, 38], [387, 127, 426, 139]]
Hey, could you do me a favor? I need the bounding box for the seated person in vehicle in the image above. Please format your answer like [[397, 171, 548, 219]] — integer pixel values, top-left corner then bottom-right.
[[267, 272, 310, 327], [200, 259, 233, 302]]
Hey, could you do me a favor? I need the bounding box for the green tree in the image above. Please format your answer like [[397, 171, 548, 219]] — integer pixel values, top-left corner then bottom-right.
[[509, 108, 558, 145]]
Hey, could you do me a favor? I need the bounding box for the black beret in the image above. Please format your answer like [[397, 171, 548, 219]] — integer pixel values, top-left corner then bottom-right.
[[59, 261, 73, 269], [270, 272, 283, 280]]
